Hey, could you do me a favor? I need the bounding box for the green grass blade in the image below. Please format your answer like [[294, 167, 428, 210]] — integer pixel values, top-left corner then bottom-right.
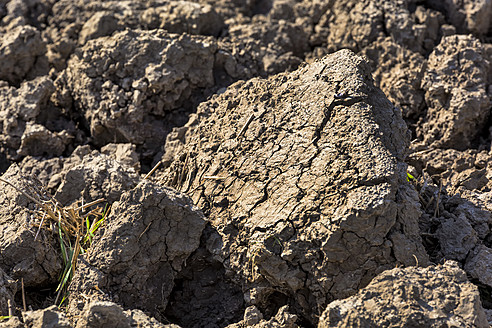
[[56, 248, 74, 291], [59, 292, 69, 307], [56, 267, 72, 292], [58, 223, 67, 265], [91, 217, 104, 233]]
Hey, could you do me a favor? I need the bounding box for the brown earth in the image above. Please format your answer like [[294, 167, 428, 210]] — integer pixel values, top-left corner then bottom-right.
[[0, 0, 491, 327]]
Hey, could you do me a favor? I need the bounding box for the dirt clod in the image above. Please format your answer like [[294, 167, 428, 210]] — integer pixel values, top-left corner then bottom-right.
[[160, 49, 429, 324], [68, 181, 206, 321], [0, 24, 47, 85], [0, 164, 62, 287], [417, 35, 490, 150], [318, 261, 489, 328], [22, 305, 71, 328]]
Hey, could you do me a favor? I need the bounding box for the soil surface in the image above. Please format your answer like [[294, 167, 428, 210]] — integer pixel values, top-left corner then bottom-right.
[[0, 0, 491, 327]]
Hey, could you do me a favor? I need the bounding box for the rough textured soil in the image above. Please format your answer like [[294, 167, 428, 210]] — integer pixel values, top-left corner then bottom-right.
[[0, 0, 491, 327]]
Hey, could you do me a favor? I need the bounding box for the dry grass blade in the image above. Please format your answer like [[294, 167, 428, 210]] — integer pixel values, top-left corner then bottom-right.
[[7, 299, 12, 317], [143, 160, 162, 181], [74, 198, 105, 212], [21, 278, 26, 312], [237, 113, 255, 139], [34, 212, 46, 241]]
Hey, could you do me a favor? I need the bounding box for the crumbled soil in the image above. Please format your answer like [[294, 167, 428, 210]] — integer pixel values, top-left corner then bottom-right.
[[0, 0, 491, 327]]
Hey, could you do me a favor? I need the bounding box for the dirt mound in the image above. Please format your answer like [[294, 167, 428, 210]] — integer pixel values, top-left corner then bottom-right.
[[227, 305, 298, 328], [407, 147, 492, 308], [22, 305, 71, 328], [52, 147, 139, 206], [159, 49, 429, 323], [74, 300, 179, 328], [361, 37, 426, 119]]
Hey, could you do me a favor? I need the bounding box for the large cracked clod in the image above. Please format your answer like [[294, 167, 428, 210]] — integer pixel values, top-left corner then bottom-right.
[[0, 164, 62, 287], [54, 29, 216, 151], [418, 35, 490, 150], [68, 181, 206, 320], [318, 261, 488, 328], [160, 49, 429, 323]]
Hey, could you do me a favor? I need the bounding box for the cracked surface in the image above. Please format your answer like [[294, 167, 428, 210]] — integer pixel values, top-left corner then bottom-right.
[[159, 49, 428, 323], [68, 181, 206, 321]]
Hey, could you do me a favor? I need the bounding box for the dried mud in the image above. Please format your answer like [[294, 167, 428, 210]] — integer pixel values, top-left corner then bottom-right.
[[0, 0, 491, 327]]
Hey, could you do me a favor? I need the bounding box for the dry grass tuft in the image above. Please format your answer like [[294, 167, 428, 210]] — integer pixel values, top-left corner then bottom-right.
[[0, 177, 109, 306]]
